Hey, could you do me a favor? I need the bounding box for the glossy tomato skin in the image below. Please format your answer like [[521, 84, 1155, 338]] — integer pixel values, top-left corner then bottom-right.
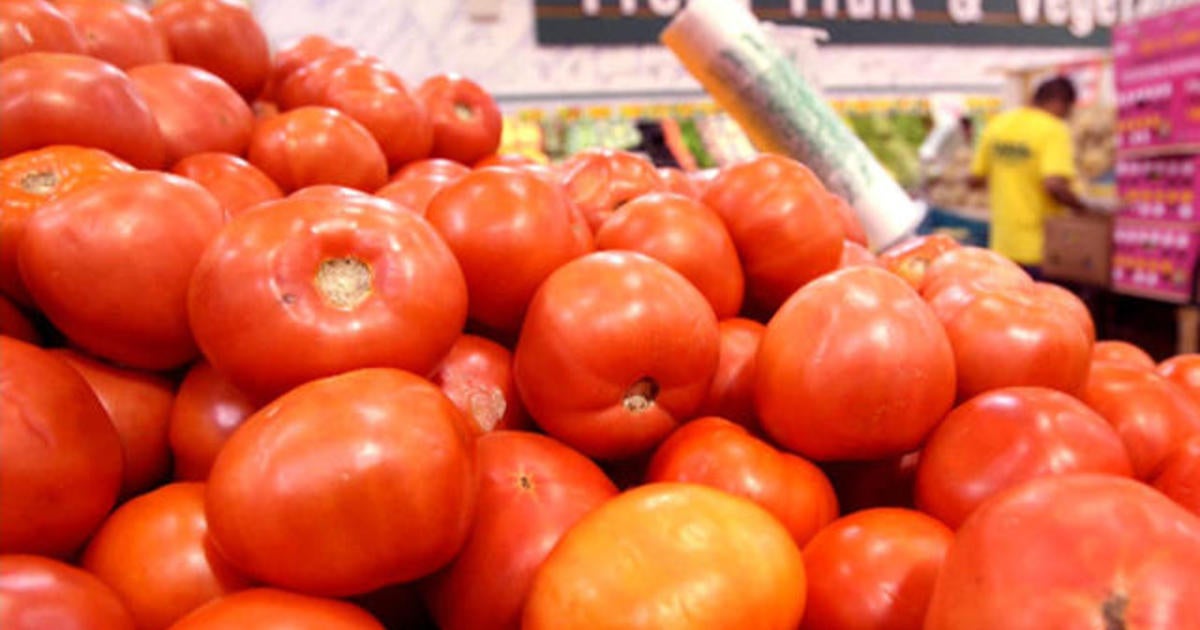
[[188, 195, 467, 402], [128, 63, 254, 166], [150, 0, 269, 100], [925, 474, 1200, 630], [261, 34, 345, 103], [919, 245, 1033, 299], [657, 166, 701, 198], [646, 417, 839, 547], [756, 266, 956, 461], [275, 47, 369, 110], [425, 167, 593, 336], [1158, 353, 1200, 406], [696, 318, 765, 432], [429, 334, 529, 435], [0, 555, 135, 630], [323, 61, 433, 170], [838, 240, 880, 268], [51, 0, 169, 69], [205, 369, 476, 597], [1153, 434, 1200, 516], [394, 157, 471, 182], [1092, 339, 1156, 370], [417, 73, 502, 165], [0, 295, 39, 344], [801, 508, 953, 630], [559, 149, 666, 231], [0, 0, 83, 59], [82, 483, 251, 630], [168, 359, 257, 481], [1031, 281, 1096, 343], [422, 432, 618, 630], [523, 483, 807, 630], [0, 52, 165, 168], [20, 171, 224, 370], [877, 233, 960, 289], [914, 387, 1133, 529], [287, 184, 373, 202], [171, 152, 282, 217], [247, 106, 387, 193], [170, 589, 384, 630], [595, 192, 744, 318], [514, 252, 720, 460], [0, 337, 123, 558], [376, 168, 463, 215]]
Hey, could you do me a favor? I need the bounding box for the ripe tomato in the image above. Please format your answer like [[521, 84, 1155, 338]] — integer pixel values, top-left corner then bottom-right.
[[394, 157, 471, 182], [417, 73, 502, 166], [821, 452, 920, 513], [168, 360, 257, 482], [925, 474, 1200, 630], [171, 589, 383, 630], [377, 158, 470, 214], [0, 555, 135, 630], [171, 152, 282, 217], [261, 34, 347, 102], [1081, 363, 1200, 479], [1092, 339, 1156, 370], [0, 52, 165, 168], [919, 246, 1032, 299], [287, 184, 374, 202], [0, 294, 39, 344], [20, 171, 224, 370], [0, 145, 132, 305], [206, 369, 476, 597], [523, 483, 807, 630], [756, 266, 955, 461], [128, 63, 254, 166], [702, 154, 843, 313], [0, 337, 123, 558], [595, 192, 744, 318], [646, 417, 838, 546], [425, 167, 593, 336], [914, 387, 1133, 529], [1158, 353, 1200, 406], [1031, 280, 1096, 343], [422, 432, 617, 630], [877, 233, 960, 289], [82, 483, 251, 630], [827, 192, 867, 247], [696, 318, 765, 432], [475, 153, 538, 169], [247, 106, 387, 193], [150, 0, 269, 100], [51, 0, 169, 69], [514, 252, 720, 460], [275, 47, 369, 110], [838, 240, 880, 268], [323, 61, 433, 170], [429, 335, 529, 435], [801, 508, 953, 630], [0, 0, 83, 59], [188, 195, 467, 402], [1153, 434, 1200, 516], [657, 166, 700, 198], [559, 149, 666, 231]]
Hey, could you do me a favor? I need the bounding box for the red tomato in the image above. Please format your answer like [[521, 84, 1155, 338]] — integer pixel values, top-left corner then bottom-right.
[[1153, 433, 1200, 516], [925, 474, 1200, 630], [171, 589, 383, 630], [1160, 353, 1200, 406], [429, 334, 529, 434], [422, 432, 618, 630], [376, 170, 460, 215], [559, 149, 666, 231], [0, 337, 123, 557], [247, 106, 387, 193], [877, 233, 960, 289], [0, 294, 39, 344], [261, 34, 346, 103], [801, 508, 953, 630], [0, 555, 135, 630], [0, 0, 83, 59], [275, 47, 369, 110], [425, 167, 593, 336], [82, 483, 251, 630], [826, 192, 867, 246], [702, 154, 843, 313], [150, 0, 269, 100], [1081, 363, 1200, 479], [394, 157, 471, 182], [1092, 339, 1156, 370], [171, 152, 282, 216], [417, 73, 502, 166], [188, 195, 467, 402], [51, 0, 169, 69], [287, 184, 374, 202], [647, 417, 839, 546], [595, 192, 744, 318], [696, 318, 765, 432], [1030, 280, 1096, 343], [523, 483, 807, 630], [0, 53, 165, 168], [20, 171, 224, 370], [915, 387, 1133, 529], [756, 266, 956, 461], [128, 63, 254, 166], [323, 61, 433, 170], [918, 246, 1032, 299], [475, 153, 538, 169], [838, 240, 880, 268], [53, 349, 174, 499], [514, 252, 720, 460], [657, 166, 700, 198], [206, 369, 476, 597], [821, 452, 920, 513], [168, 359, 257, 481]]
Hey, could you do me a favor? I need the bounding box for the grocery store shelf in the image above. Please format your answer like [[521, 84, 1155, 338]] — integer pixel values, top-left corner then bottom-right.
[[1118, 143, 1200, 159]]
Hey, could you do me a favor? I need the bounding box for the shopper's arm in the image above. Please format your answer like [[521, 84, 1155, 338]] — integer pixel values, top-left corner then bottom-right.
[[1043, 176, 1093, 214], [968, 175, 987, 190]]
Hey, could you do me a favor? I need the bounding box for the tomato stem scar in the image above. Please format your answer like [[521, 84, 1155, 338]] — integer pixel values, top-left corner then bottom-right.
[[622, 378, 659, 412], [314, 257, 372, 310]]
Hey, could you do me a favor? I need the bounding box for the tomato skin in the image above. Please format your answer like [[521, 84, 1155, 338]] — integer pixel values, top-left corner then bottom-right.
[[261, 34, 346, 103], [657, 166, 700, 198], [394, 157, 471, 182], [1092, 339, 1156, 370], [838, 240, 880, 268], [0, 52, 165, 168], [323, 61, 433, 170], [275, 48, 369, 110], [150, 0, 269, 100], [1153, 434, 1200, 516], [595, 192, 744, 319], [514, 252, 720, 460], [0, 555, 135, 630], [377, 158, 470, 215], [523, 482, 807, 630], [1030, 281, 1096, 343], [20, 171, 224, 370], [417, 74, 502, 166], [171, 152, 282, 217], [876, 233, 960, 289], [0, 0, 83, 59], [1158, 354, 1200, 406], [925, 473, 1200, 630], [170, 589, 384, 630], [756, 266, 956, 461], [168, 360, 257, 482], [827, 193, 867, 246], [915, 387, 1133, 529], [801, 508, 953, 630], [51, 0, 169, 69], [429, 334, 529, 435], [247, 106, 388, 193], [188, 195, 467, 403], [647, 417, 839, 547], [696, 318, 765, 432], [128, 63, 254, 167], [422, 432, 618, 630], [0, 337, 123, 558], [205, 369, 476, 597], [919, 246, 1033, 299], [560, 149, 667, 231], [425, 167, 594, 335]]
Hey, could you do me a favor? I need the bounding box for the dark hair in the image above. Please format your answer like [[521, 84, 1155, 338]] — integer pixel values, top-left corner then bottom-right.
[[1033, 76, 1078, 106]]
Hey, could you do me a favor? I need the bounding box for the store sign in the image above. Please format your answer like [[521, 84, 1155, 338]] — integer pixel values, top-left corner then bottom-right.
[[534, 0, 1125, 46]]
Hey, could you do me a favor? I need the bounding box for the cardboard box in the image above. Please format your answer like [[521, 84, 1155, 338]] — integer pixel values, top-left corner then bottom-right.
[[1043, 213, 1114, 286]]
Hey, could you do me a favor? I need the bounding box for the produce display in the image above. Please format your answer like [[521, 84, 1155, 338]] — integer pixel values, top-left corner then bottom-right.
[[3, 2, 1200, 630]]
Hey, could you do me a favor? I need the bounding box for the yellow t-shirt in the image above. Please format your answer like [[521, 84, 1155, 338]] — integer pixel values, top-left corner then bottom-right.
[[970, 107, 1077, 265]]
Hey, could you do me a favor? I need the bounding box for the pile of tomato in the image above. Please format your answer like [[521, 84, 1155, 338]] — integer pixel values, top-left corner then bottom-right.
[[3, 1, 1200, 629]]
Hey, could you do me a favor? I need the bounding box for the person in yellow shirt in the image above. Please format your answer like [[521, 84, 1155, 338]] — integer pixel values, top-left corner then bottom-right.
[[969, 77, 1098, 274]]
